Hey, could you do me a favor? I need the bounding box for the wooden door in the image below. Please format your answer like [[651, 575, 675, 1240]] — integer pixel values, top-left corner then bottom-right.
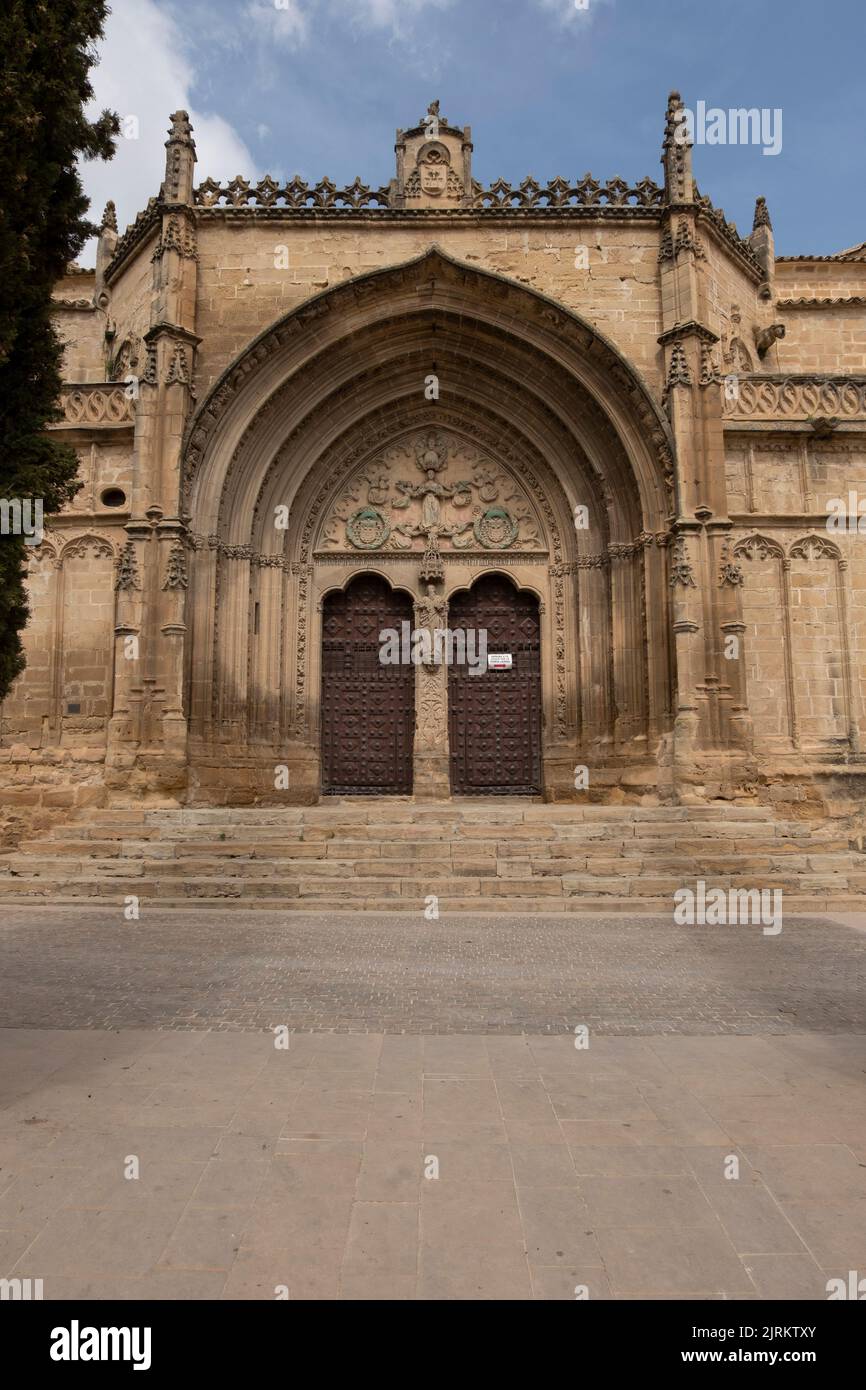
[[448, 574, 542, 794], [321, 575, 415, 794]]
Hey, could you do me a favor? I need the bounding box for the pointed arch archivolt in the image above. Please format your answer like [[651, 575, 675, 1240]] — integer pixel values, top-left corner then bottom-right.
[[182, 247, 678, 778]]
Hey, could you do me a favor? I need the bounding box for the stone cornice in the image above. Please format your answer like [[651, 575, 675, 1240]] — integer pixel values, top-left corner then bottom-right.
[[658, 321, 719, 346], [51, 298, 97, 312], [143, 322, 202, 347], [48, 383, 136, 432], [776, 297, 866, 309], [721, 374, 866, 424]]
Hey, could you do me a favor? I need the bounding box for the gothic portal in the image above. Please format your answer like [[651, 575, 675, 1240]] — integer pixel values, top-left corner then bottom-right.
[[5, 96, 866, 817]]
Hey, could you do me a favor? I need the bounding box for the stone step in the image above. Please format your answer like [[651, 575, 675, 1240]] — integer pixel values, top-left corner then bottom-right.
[[6, 797, 863, 912], [1, 881, 864, 915], [137, 803, 772, 828], [30, 817, 850, 850], [0, 864, 861, 898], [4, 845, 860, 882]]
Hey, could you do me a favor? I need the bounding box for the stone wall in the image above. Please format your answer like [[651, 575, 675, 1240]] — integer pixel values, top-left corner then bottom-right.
[[2, 97, 865, 826]]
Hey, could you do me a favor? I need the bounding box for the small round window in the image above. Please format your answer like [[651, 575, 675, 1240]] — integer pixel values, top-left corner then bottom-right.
[[101, 488, 127, 508]]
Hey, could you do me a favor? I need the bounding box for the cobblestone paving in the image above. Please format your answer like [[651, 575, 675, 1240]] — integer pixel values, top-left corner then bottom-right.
[[0, 907, 865, 1034]]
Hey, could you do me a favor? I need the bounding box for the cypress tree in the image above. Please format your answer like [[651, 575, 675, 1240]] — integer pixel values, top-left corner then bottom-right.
[[0, 1, 118, 700]]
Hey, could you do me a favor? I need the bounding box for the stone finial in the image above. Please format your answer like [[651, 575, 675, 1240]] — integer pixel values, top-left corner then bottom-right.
[[95, 200, 119, 294], [750, 198, 776, 298], [167, 110, 195, 146], [163, 110, 197, 205], [753, 196, 772, 231], [663, 92, 685, 144], [661, 90, 693, 204]]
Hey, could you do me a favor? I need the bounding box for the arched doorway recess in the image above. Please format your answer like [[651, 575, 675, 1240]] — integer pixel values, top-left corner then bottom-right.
[[182, 248, 675, 803]]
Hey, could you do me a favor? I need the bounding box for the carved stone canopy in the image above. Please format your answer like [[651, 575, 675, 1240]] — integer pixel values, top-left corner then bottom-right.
[[316, 430, 547, 557]]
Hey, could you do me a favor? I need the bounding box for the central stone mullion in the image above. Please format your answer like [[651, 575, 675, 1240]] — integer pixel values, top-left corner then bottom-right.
[[412, 593, 451, 799]]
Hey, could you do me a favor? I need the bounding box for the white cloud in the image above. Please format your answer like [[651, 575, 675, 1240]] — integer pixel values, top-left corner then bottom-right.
[[533, 0, 608, 22], [244, 0, 309, 49], [348, 0, 454, 31], [241, 0, 453, 49], [78, 0, 258, 264]]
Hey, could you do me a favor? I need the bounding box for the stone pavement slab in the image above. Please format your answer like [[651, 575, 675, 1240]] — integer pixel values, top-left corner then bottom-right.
[[0, 1025, 864, 1300], [1, 907, 865, 1300]]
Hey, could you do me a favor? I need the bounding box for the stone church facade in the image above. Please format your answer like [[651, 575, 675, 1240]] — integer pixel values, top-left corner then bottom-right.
[[4, 94, 866, 816]]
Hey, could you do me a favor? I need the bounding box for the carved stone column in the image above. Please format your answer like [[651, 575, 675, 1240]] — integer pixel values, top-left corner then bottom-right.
[[157, 527, 189, 767], [413, 591, 450, 799], [106, 533, 145, 785], [714, 532, 753, 753], [105, 111, 199, 797], [609, 543, 646, 750], [576, 557, 612, 751], [668, 527, 704, 779]]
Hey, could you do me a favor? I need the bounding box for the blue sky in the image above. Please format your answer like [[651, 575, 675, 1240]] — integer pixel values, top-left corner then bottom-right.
[[81, 0, 865, 260]]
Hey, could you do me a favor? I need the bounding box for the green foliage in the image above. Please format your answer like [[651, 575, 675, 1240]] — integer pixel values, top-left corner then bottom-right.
[[0, 0, 117, 699]]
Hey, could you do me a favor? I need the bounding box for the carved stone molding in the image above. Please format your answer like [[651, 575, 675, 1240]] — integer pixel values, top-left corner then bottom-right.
[[59, 534, 115, 566], [151, 214, 197, 262], [662, 341, 692, 407], [50, 385, 135, 430], [162, 542, 189, 590], [732, 534, 785, 562], [723, 376, 866, 421], [413, 594, 449, 752], [718, 541, 744, 586], [318, 431, 545, 558], [789, 534, 842, 563], [658, 230, 674, 263], [674, 220, 705, 259], [415, 662, 449, 751], [115, 540, 141, 591], [194, 172, 664, 212], [182, 249, 675, 512], [166, 344, 194, 391], [669, 536, 696, 587]]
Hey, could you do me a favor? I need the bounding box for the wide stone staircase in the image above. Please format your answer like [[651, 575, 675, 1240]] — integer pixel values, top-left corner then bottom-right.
[[0, 800, 865, 912]]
